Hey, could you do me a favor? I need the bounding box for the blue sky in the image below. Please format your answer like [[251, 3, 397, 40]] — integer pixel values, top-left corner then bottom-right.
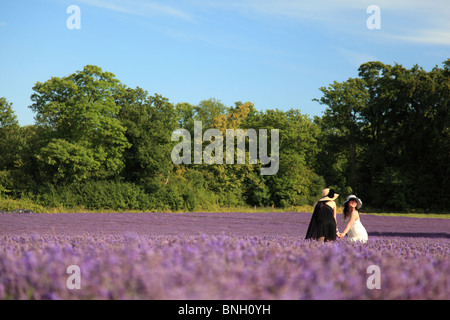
[[1, 0, 449, 126]]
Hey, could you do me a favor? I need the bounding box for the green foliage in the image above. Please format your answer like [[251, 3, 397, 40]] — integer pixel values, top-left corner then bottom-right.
[[314, 78, 369, 193], [317, 59, 450, 212], [0, 170, 13, 198], [1, 59, 449, 213], [118, 88, 178, 183], [143, 171, 220, 212], [0, 197, 45, 213], [0, 97, 18, 128], [36, 139, 99, 183], [36, 181, 152, 211], [248, 108, 323, 207], [30, 65, 130, 183], [0, 98, 20, 172], [0, 184, 10, 198], [195, 98, 229, 130]]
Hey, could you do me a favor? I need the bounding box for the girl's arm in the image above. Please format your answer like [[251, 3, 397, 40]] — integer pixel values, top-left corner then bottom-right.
[[340, 211, 358, 236]]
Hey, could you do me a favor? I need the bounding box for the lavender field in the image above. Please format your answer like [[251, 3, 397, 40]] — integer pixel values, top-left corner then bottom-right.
[[0, 212, 449, 300]]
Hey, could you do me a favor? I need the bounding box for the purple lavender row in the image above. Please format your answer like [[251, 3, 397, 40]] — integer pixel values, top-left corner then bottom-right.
[[1, 234, 448, 299]]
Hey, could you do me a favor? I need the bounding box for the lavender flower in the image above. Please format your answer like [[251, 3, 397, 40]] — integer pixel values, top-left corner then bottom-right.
[[0, 212, 448, 299]]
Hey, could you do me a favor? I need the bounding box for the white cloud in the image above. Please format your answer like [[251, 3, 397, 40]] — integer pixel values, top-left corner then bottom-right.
[[386, 30, 450, 46], [71, 0, 450, 46], [194, 0, 450, 16], [77, 0, 195, 22], [188, 0, 450, 45], [377, 0, 450, 45], [189, 0, 358, 22]]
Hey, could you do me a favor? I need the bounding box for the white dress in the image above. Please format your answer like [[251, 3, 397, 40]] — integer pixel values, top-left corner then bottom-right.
[[343, 216, 368, 243]]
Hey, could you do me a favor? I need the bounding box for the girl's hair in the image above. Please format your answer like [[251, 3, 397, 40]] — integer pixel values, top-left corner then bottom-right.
[[343, 199, 360, 220], [343, 202, 351, 220]]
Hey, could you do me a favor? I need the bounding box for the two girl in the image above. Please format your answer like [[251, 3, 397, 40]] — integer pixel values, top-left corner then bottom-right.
[[305, 189, 368, 243]]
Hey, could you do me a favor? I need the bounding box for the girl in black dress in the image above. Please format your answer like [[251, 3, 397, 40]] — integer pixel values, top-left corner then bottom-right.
[[305, 188, 339, 242]]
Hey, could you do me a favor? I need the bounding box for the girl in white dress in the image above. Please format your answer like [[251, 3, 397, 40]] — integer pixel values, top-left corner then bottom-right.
[[338, 195, 368, 243]]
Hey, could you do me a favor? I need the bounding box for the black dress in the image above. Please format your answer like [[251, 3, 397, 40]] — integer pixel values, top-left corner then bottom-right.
[[305, 201, 337, 241]]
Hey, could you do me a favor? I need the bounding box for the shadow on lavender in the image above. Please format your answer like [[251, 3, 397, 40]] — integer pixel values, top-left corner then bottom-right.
[[368, 231, 449, 239]]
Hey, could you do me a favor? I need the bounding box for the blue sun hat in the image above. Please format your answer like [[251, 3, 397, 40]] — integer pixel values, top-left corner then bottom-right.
[[343, 195, 362, 209]]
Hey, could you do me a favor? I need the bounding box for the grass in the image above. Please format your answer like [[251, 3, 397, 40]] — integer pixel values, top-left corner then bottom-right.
[[362, 212, 450, 219], [2, 197, 450, 218], [0, 198, 45, 213]]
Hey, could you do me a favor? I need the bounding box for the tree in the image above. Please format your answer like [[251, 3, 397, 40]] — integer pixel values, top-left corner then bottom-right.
[[256, 109, 323, 206], [0, 98, 20, 196], [314, 78, 369, 194], [0, 98, 18, 128], [6, 125, 49, 193], [117, 88, 178, 184], [358, 60, 450, 210], [194, 98, 229, 129], [175, 102, 196, 133], [29, 65, 130, 183], [0, 98, 19, 170]]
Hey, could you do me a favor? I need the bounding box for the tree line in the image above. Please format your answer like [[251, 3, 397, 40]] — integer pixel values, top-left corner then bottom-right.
[[0, 60, 449, 212]]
